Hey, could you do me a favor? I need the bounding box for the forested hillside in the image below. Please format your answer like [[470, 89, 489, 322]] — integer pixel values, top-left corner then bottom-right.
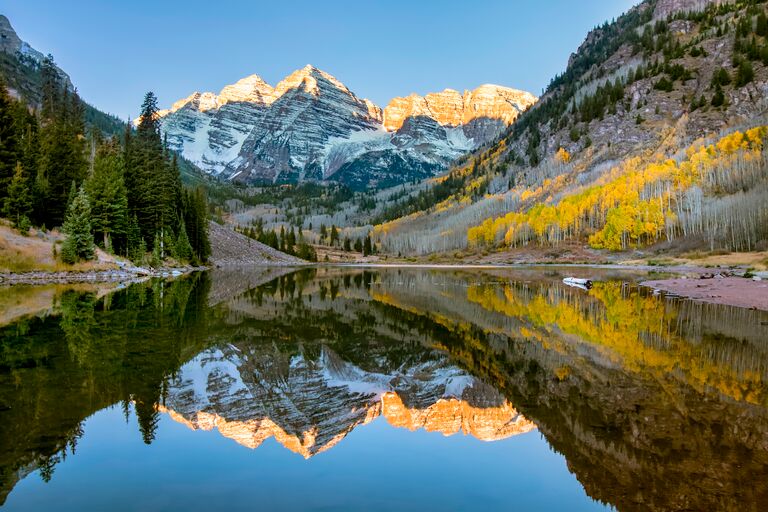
[[372, 0, 768, 257], [0, 59, 210, 267]]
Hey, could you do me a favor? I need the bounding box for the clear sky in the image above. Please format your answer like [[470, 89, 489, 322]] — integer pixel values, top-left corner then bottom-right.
[[3, 0, 638, 120]]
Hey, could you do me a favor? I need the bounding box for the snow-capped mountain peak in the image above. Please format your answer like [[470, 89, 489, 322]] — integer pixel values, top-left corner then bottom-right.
[[158, 65, 537, 188]]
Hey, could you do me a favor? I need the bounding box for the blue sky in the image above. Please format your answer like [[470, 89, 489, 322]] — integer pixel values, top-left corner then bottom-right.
[[3, 0, 637, 120]]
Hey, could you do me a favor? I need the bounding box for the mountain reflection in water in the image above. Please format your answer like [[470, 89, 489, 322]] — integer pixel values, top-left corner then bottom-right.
[[1, 267, 767, 511]]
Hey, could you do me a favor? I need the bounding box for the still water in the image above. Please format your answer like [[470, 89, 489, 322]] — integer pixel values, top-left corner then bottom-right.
[[1, 267, 767, 511]]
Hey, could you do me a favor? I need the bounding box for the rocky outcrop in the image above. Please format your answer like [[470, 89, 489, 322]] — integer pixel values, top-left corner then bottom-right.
[[157, 66, 536, 189]]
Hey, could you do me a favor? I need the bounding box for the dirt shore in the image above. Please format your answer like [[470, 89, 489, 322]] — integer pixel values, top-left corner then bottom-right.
[[641, 276, 768, 311], [0, 266, 204, 286]]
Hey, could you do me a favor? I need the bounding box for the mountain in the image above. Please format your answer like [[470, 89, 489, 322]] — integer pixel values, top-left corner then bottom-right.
[[157, 65, 536, 190], [0, 14, 124, 137], [372, 0, 768, 257], [160, 344, 534, 458]]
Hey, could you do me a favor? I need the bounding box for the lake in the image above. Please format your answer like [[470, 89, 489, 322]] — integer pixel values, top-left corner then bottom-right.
[[1, 267, 767, 511]]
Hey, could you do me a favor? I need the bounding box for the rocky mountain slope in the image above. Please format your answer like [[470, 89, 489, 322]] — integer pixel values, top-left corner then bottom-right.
[[0, 15, 124, 136], [207, 221, 304, 266], [372, 0, 768, 256], [157, 65, 536, 190]]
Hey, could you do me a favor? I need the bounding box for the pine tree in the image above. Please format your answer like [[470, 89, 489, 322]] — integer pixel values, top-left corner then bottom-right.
[[286, 227, 296, 255], [126, 92, 181, 244], [174, 218, 194, 263], [127, 214, 145, 263], [3, 162, 32, 232], [711, 84, 725, 107], [735, 60, 754, 87], [0, 75, 20, 202], [39, 64, 88, 227], [151, 232, 162, 267], [61, 187, 95, 264], [363, 235, 372, 256], [85, 140, 128, 252], [330, 225, 339, 246]]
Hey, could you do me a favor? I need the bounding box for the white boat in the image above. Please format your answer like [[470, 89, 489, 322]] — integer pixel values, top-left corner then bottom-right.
[[563, 277, 593, 290]]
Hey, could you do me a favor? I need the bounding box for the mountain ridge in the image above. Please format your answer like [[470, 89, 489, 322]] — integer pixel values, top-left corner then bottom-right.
[[157, 65, 536, 189]]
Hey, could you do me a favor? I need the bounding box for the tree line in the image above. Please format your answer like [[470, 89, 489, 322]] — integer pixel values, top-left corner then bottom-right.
[[0, 57, 210, 266]]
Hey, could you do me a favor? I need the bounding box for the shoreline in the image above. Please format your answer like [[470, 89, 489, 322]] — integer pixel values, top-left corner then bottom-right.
[[640, 275, 768, 312], [0, 265, 207, 286], [3, 262, 766, 313]]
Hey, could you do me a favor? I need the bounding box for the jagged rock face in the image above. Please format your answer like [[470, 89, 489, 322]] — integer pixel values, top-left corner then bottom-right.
[[383, 85, 536, 138], [230, 66, 382, 183], [0, 15, 23, 54], [161, 344, 534, 458], [653, 0, 730, 19], [158, 65, 536, 189], [0, 15, 73, 94]]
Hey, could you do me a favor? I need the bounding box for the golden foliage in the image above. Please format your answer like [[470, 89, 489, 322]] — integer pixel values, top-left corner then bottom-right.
[[466, 127, 768, 251]]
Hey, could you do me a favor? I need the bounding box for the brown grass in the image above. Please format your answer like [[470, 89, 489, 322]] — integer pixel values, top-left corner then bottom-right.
[[0, 221, 120, 273]]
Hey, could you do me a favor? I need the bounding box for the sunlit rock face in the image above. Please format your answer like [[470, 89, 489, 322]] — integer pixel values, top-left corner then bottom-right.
[[161, 345, 534, 457], [382, 85, 536, 137], [381, 392, 535, 441], [157, 66, 536, 189]]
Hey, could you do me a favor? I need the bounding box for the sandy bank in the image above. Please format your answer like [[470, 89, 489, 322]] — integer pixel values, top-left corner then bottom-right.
[[641, 276, 768, 311]]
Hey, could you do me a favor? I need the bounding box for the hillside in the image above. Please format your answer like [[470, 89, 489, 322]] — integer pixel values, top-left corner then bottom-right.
[[370, 0, 768, 258]]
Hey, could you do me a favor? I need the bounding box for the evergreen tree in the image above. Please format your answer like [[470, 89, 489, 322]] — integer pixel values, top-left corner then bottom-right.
[[286, 227, 296, 255], [363, 235, 372, 256], [85, 140, 128, 252], [343, 238, 351, 251], [39, 60, 88, 227], [174, 218, 194, 263], [711, 84, 725, 107], [61, 187, 95, 264], [735, 60, 754, 87], [151, 232, 162, 267], [127, 214, 145, 263], [0, 75, 20, 202], [330, 225, 339, 246], [3, 162, 32, 232], [126, 92, 181, 244]]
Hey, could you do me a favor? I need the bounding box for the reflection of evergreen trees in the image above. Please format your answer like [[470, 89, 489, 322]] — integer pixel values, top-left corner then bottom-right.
[[0, 274, 211, 502]]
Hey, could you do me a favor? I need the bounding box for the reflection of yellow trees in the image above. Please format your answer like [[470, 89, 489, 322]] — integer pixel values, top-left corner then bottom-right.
[[466, 282, 766, 404], [468, 127, 768, 250]]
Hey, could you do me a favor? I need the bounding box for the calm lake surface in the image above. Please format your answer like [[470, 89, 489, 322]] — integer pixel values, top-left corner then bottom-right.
[[1, 267, 767, 511]]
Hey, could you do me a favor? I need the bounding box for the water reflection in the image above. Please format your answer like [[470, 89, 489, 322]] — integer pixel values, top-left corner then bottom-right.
[[1, 267, 767, 511]]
